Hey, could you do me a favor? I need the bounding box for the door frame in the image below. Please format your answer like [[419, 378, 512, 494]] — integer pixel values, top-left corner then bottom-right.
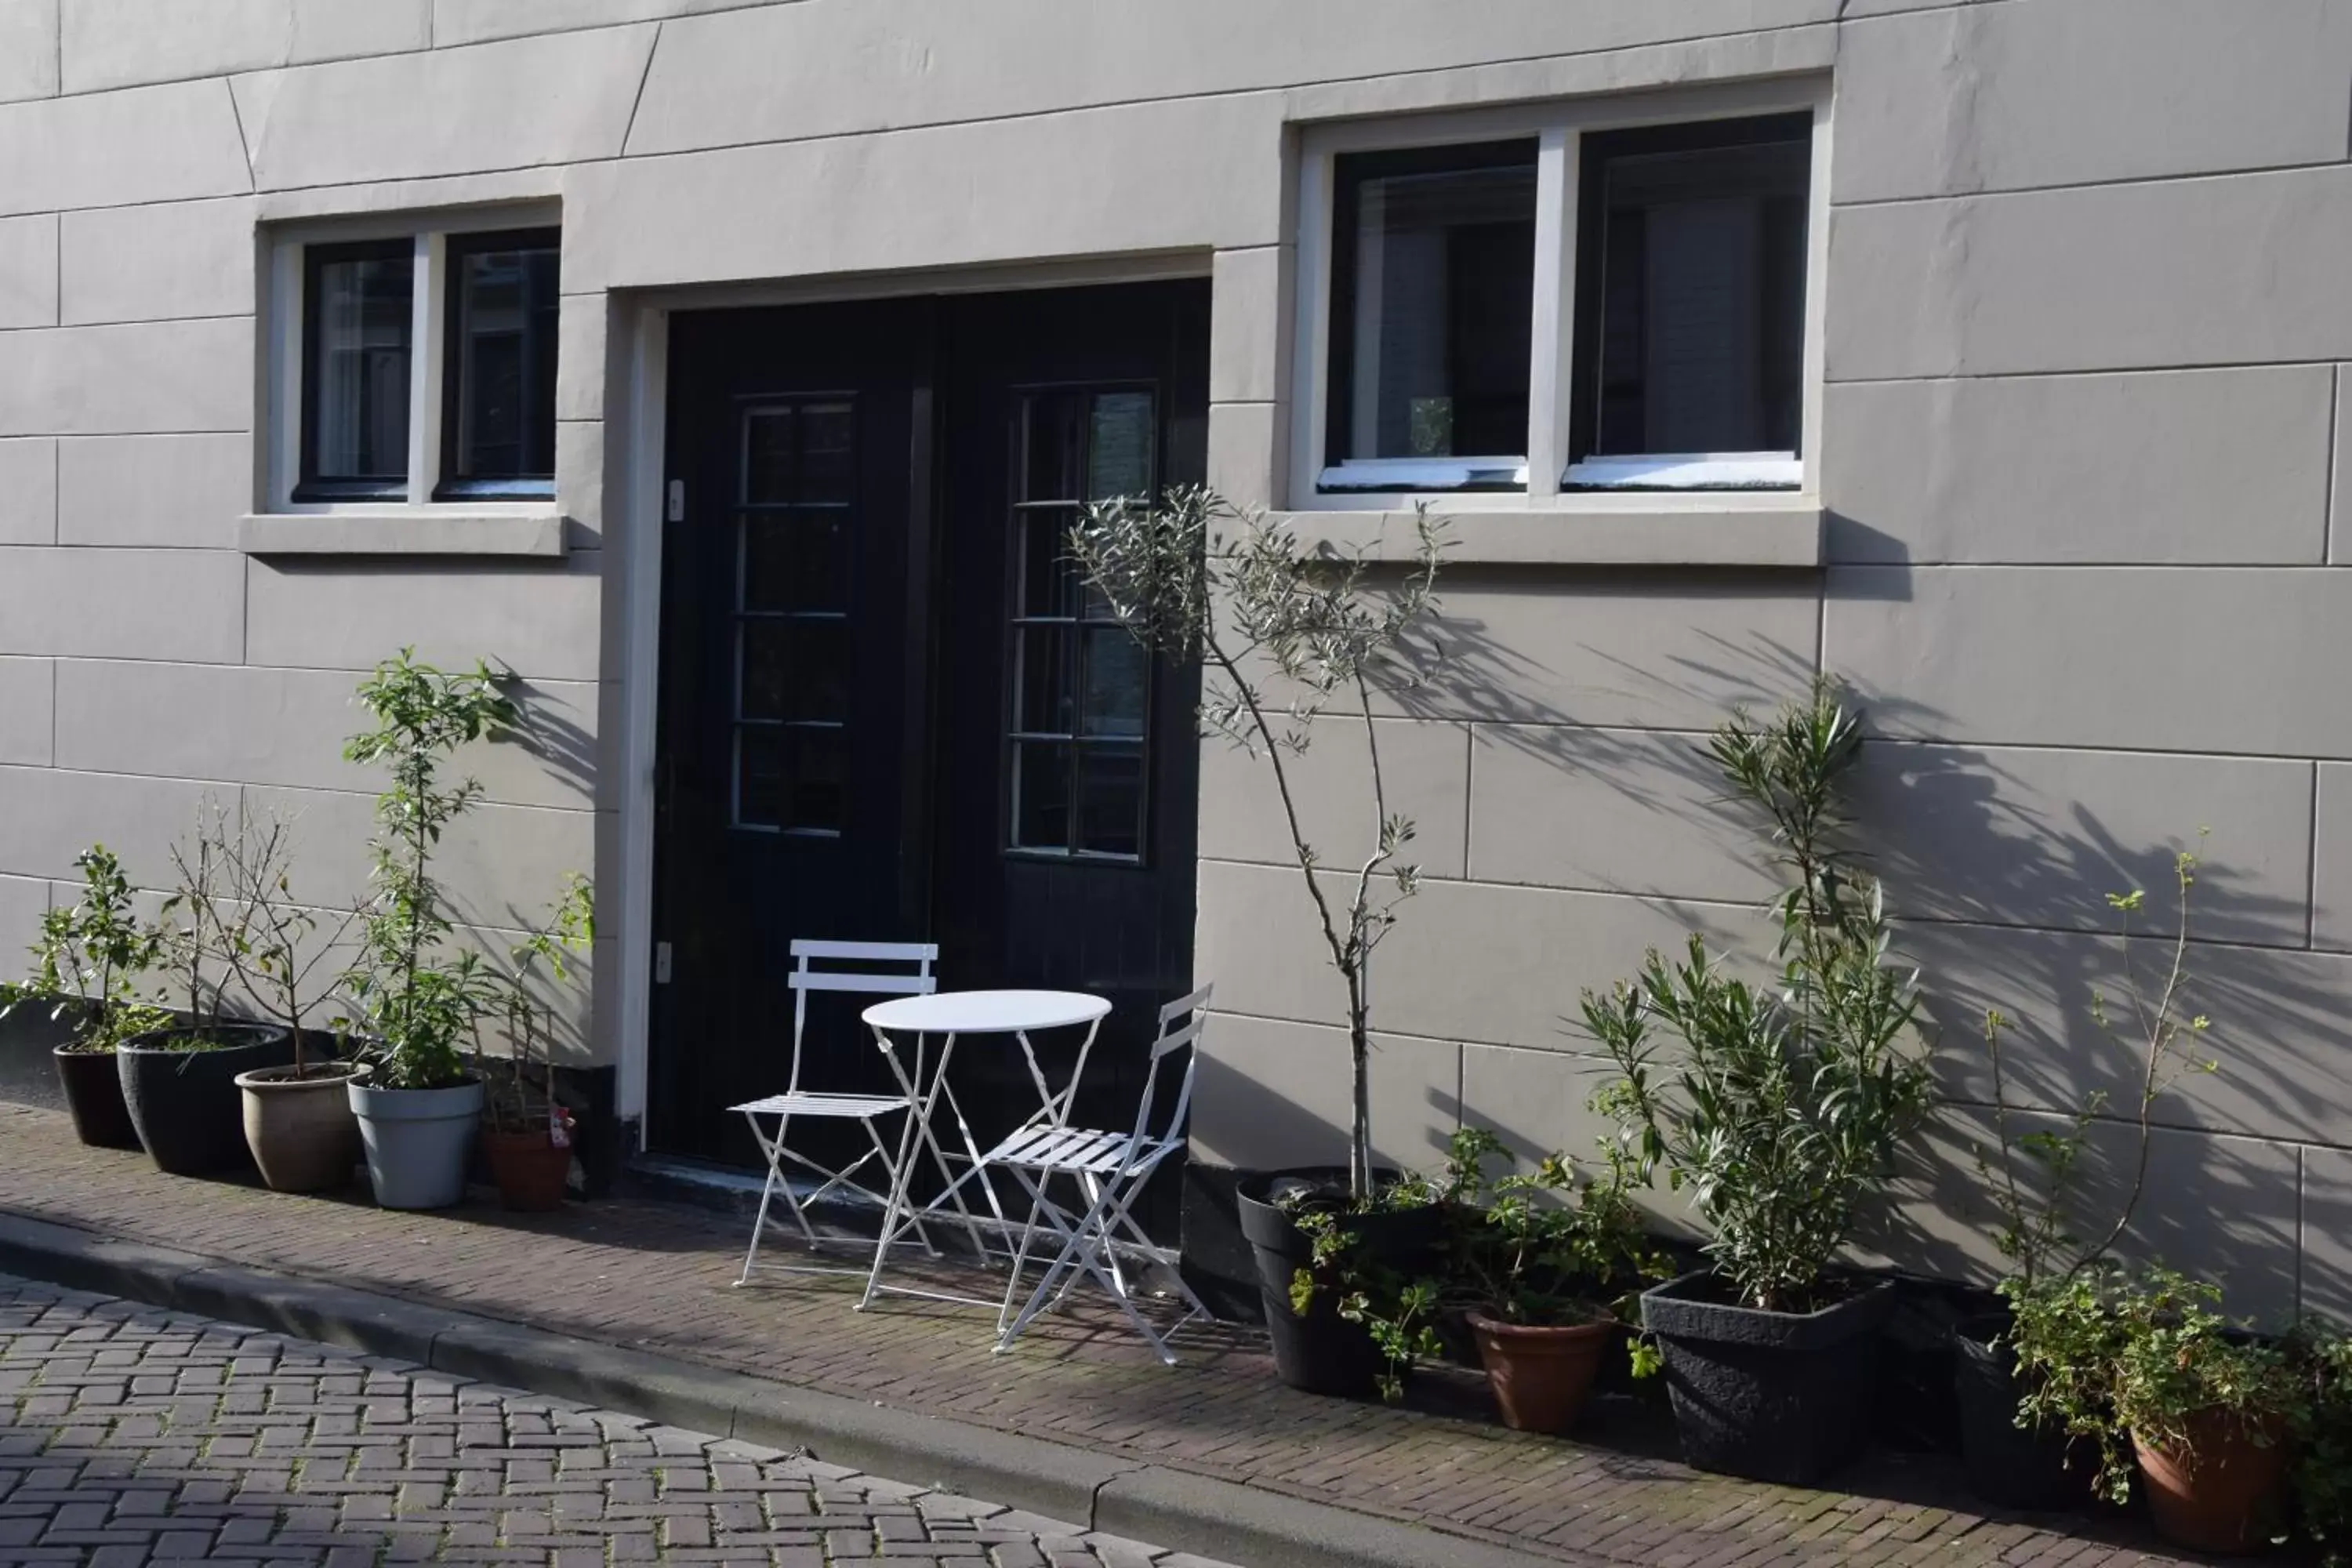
[[605, 252, 1214, 1142]]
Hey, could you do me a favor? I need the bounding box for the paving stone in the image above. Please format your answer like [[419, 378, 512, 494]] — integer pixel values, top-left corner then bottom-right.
[[0, 1273, 1237, 1567]]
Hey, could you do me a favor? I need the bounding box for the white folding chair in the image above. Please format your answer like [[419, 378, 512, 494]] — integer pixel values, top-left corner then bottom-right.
[[991, 984, 1214, 1365], [731, 939, 940, 1286]]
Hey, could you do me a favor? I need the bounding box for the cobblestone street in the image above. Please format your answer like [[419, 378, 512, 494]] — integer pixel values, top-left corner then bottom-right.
[[0, 1273, 1233, 1567]]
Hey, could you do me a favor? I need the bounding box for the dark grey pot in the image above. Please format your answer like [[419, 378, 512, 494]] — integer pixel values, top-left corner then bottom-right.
[[1640, 1269, 1896, 1486], [118, 1024, 295, 1176]]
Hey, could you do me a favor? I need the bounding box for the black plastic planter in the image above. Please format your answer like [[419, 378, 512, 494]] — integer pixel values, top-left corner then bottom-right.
[[118, 1025, 295, 1176], [1640, 1270, 1896, 1486], [1953, 1311, 2086, 1512], [53, 1047, 140, 1149], [1236, 1168, 1440, 1398]]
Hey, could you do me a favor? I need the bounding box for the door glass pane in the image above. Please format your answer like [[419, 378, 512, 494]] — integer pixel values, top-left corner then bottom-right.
[[1592, 129, 1809, 456], [743, 407, 796, 503], [1015, 626, 1073, 735], [309, 249, 413, 485], [1018, 509, 1079, 619], [736, 728, 783, 829], [743, 514, 847, 614], [1011, 740, 1072, 851], [1025, 391, 1083, 504], [446, 235, 558, 486], [1079, 629, 1147, 738], [1074, 746, 1144, 858], [782, 727, 845, 835], [1086, 391, 1156, 502], [1330, 140, 1537, 463], [798, 402, 855, 503], [741, 618, 848, 724]]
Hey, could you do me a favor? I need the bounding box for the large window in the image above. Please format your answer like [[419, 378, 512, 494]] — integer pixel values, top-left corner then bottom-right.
[[297, 241, 414, 502], [1301, 93, 1824, 503], [1325, 140, 1537, 492], [439, 228, 561, 499], [272, 214, 562, 510]]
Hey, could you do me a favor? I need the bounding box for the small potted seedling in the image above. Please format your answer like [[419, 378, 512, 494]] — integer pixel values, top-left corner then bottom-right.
[[476, 877, 593, 1212], [0, 846, 168, 1149]]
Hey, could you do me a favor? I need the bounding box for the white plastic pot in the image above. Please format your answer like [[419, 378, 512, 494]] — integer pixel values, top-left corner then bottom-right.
[[348, 1076, 484, 1210]]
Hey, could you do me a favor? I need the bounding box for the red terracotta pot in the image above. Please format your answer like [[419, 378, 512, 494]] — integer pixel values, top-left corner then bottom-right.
[[481, 1129, 572, 1212], [1468, 1310, 1615, 1435], [2132, 1406, 2292, 1555]]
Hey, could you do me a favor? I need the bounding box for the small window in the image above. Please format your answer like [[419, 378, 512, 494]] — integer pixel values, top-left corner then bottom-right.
[[437, 228, 561, 500], [1007, 387, 1156, 862], [1323, 139, 1537, 493], [1567, 113, 1809, 491], [297, 239, 414, 502]]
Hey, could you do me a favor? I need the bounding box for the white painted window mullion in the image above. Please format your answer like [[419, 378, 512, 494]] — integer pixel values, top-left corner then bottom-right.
[[406, 230, 447, 506], [1526, 125, 1577, 501]]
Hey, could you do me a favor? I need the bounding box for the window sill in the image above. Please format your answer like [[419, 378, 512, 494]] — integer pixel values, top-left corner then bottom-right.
[[1269, 495, 1822, 568], [238, 510, 569, 560]]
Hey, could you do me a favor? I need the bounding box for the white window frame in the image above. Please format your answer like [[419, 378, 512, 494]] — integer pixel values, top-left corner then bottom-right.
[[261, 202, 562, 517], [1288, 78, 1831, 513]]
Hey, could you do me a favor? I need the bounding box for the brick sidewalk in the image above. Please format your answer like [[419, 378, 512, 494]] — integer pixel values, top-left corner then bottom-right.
[[0, 1105, 2206, 1567]]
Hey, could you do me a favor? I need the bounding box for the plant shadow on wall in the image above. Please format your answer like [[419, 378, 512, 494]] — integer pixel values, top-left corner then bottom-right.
[[1837, 689, 2325, 1325]]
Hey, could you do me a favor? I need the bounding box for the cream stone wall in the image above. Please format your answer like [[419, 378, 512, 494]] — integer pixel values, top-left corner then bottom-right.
[[0, 0, 2346, 1316]]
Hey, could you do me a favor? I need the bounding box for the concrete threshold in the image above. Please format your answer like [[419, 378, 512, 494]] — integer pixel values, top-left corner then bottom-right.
[[0, 1207, 1571, 1568]]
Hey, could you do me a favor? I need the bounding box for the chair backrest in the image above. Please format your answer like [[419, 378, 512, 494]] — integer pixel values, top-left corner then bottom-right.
[[783, 939, 938, 1096], [1124, 982, 1212, 1153]]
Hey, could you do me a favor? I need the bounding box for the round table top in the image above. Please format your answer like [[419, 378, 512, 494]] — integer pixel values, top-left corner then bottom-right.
[[862, 989, 1110, 1035]]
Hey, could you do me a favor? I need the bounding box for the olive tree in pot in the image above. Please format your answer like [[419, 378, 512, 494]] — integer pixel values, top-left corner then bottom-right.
[[475, 876, 593, 1213], [339, 649, 517, 1211], [1067, 488, 1446, 1396], [1586, 682, 1937, 1485], [118, 818, 296, 1175], [196, 802, 372, 1193], [0, 846, 168, 1149], [1959, 844, 2216, 1509]]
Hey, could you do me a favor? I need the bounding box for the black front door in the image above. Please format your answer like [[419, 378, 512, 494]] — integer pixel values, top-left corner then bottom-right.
[[650, 282, 1206, 1203]]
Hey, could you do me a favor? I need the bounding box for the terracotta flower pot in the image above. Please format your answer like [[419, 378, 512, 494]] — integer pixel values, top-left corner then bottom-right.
[[237, 1062, 367, 1192], [53, 1046, 140, 1149], [481, 1128, 572, 1212], [2132, 1406, 2292, 1555], [1467, 1311, 1614, 1434]]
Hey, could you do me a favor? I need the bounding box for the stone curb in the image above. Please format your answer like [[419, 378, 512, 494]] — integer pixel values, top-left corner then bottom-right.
[[0, 1208, 1573, 1568]]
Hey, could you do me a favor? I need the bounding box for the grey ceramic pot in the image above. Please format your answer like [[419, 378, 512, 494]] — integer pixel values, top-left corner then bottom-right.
[[349, 1076, 485, 1210]]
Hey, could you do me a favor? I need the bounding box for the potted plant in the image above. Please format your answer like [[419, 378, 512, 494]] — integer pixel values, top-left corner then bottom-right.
[[191, 801, 372, 1192], [339, 649, 517, 1210], [1310, 1127, 1668, 1432], [1586, 682, 1938, 1485], [117, 815, 296, 1175], [2013, 1267, 2300, 1553], [1962, 842, 2216, 1508], [1068, 487, 1449, 1396], [475, 876, 593, 1212], [2289, 1324, 2352, 1563], [0, 846, 168, 1149]]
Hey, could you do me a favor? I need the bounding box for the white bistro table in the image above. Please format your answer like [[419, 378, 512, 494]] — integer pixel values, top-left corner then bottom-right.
[[855, 988, 1111, 1310]]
